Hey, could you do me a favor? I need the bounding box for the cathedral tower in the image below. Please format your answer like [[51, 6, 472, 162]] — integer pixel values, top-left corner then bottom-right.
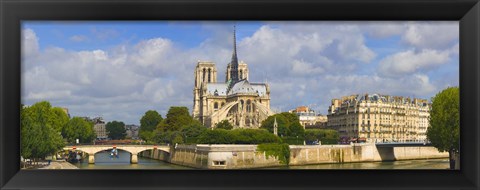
[[193, 61, 217, 119]]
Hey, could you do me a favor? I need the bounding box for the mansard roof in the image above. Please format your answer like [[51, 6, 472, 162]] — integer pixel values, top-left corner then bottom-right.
[[340, 93, 429, 107]]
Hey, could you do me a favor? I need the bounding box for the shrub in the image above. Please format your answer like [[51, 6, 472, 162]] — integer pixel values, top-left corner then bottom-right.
[[257, 143, 290, 165], [196, 128, 281, 144]]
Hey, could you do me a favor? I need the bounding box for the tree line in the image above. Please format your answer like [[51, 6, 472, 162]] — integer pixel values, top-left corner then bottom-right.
[[138, 106, 339, 145], [21, 101, 129, 163]]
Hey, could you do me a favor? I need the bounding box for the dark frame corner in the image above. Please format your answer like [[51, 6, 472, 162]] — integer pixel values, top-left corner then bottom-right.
[[1, 0, 479, 189]]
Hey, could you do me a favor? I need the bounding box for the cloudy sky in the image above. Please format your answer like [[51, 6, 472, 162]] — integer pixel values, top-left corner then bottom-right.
[[21, 21, 459, 125]]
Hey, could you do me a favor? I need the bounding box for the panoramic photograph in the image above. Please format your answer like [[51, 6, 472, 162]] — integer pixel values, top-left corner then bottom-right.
[[20, 21, 459, 170]]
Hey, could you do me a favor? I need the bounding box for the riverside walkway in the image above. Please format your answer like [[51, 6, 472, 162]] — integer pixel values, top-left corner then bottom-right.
[[39, 161, 78, 169]]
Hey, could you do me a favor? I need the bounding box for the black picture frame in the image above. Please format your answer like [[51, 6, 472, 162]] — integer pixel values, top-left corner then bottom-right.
[[1, 0, 479, 189]]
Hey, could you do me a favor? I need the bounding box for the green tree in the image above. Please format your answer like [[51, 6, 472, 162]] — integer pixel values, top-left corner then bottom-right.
[[170, 131, 184, 145], [139, 130, 156, 143], [305, 129, 339, 144], [196, 128, 281, 144], [288, 122, 305, 139], [51, 107, 70, 132], [279, 112, 300, 128], [140, 110, 163, 132], [261, 112, 303, 137], [215, 120, 234, 130], [427, 86, 460, 169], [152, 130, 171, 144], [196, 129, 235, 144], [106, 121, 127, 140], [261, 115, 289, 136], [181, 120, 207, 143], [20, 101, 65, 162], [139, 110, 163, 142], [164, 107, 192, 131], [62, 117, 96, 144]]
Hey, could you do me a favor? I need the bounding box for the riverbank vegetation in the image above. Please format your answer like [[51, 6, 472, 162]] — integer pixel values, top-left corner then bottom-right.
[[106, 121, 127, 140], [138, 107, 338, 146], [21, 101, 96, 167], [257, 143, 290, 165], [427, 86, 459, 170]]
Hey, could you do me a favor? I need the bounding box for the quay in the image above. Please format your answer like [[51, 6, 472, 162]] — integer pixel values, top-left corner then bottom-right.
[[60, 143, 448, 169], [139, 142, 448, 169], [38, 160, 78, 169]]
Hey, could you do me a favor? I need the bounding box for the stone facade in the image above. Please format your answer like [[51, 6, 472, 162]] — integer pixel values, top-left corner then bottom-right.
[[192, 27, 274, 128], [85, 117, 108, 140], [327, 94, 430, 143], [125, 124, 140, 139]]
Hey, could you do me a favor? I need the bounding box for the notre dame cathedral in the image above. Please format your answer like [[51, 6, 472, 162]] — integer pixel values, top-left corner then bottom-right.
[[192, 26, 274, 129]]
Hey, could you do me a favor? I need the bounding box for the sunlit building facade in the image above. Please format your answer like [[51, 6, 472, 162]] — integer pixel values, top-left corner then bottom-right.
[[327, 94, 430, 143]]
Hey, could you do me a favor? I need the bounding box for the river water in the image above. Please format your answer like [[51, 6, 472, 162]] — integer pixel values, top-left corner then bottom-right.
[[73, 150, 190, 169], [73, 150, 449, 170]]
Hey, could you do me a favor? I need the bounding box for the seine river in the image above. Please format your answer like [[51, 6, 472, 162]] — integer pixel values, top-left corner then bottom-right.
[[73, 150, 450, 170]]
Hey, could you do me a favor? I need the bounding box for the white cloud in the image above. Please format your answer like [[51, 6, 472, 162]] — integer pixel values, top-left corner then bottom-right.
[[291, 59, 325, 76], [363, 22, 406, 38], [128, 38, 173, 67], [402, 22, 458, 50], [22, 29, 39, 57], [378, 49, 451, 77], [21, 21, 459, 123]]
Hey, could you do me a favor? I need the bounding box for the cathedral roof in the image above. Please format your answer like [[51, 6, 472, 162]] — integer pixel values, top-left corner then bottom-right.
[[228, 80, 268, 96], [206, 83, 228, 96], [205, 80, 268, 97], [250, 84, 268, 96]]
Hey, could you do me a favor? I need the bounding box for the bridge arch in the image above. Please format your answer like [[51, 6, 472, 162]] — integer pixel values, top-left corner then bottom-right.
[[63, 145, 170, 164]]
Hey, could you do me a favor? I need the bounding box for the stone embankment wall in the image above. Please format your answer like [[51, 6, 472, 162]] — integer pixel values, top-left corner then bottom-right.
[[140, 144, 282, 169], [169, 144, 282, 169], [141, 143, 448, 169], [289, 143, 448, 166]]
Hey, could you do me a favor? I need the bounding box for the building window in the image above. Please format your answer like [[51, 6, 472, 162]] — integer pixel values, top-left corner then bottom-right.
[[208, 68, 211, 83], [214, 102, 219, 110], [213, 161, 226, 166]]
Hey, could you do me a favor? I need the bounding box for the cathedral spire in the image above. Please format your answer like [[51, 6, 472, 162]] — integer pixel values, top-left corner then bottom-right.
[[229, 24, 239, 83]]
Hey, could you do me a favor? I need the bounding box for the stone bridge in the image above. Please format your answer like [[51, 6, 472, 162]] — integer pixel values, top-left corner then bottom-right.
[[63, 145, 170, 164]]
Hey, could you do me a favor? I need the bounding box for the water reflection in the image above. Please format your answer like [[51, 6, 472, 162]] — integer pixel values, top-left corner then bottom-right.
[[270, 159, 450, 169]]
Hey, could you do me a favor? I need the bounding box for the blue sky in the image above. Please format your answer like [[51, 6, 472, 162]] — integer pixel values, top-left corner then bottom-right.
[[21, 21, 459, 125]]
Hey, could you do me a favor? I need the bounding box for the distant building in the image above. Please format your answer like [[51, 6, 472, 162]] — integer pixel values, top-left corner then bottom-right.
[[125, 125, 140, 139], [87, 117, 108, 140], [289, 106, 328, 129], [61, 107, 71, 118], [327, 93, 430, 143]]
